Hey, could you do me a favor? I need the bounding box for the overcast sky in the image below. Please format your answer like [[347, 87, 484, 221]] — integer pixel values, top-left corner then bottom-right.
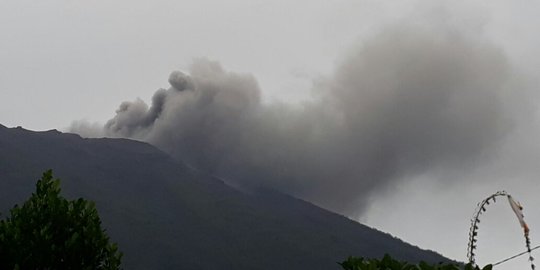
[[2, 0, 540, 268]]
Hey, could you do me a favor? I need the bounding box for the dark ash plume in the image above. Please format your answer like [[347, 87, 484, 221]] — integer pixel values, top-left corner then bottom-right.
[[168, 71, 194, 91], [71, 25, 524, 216]]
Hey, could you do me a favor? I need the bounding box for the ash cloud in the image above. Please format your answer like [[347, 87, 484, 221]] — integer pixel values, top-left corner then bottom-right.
[[71, 24, 527, 216]]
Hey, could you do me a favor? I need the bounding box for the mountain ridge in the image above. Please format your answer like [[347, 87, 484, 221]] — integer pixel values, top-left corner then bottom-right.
[[0, 125, 451, 269]]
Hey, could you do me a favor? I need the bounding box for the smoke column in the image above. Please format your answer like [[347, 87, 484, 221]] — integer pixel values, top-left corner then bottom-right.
[[71, 23, 526, 216]]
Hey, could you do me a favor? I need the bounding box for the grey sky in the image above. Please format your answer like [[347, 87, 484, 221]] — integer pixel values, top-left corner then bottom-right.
[[0, 0, 390, 130], [2, 0, 540, 268]]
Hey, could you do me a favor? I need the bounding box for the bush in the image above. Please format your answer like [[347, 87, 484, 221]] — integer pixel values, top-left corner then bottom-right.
[[339, 254, 492, 270], [0, 170, 122, 269]]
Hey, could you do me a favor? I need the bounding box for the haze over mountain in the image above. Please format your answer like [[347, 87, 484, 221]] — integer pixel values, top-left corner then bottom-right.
[[71, 21, 531, 220], [0, 124, 450, 269]]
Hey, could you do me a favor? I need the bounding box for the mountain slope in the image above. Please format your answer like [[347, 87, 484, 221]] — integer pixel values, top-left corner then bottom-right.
[[0, 124, 450, 269]]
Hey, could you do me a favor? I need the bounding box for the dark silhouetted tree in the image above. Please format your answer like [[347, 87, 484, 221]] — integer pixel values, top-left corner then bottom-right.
[[339, 254, 492, 270], [0, 170, 122, 269]]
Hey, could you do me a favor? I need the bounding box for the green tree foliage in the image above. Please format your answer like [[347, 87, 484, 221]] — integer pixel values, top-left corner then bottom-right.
[[339, 254, 492, 270], [0, 170, 122, 270]]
